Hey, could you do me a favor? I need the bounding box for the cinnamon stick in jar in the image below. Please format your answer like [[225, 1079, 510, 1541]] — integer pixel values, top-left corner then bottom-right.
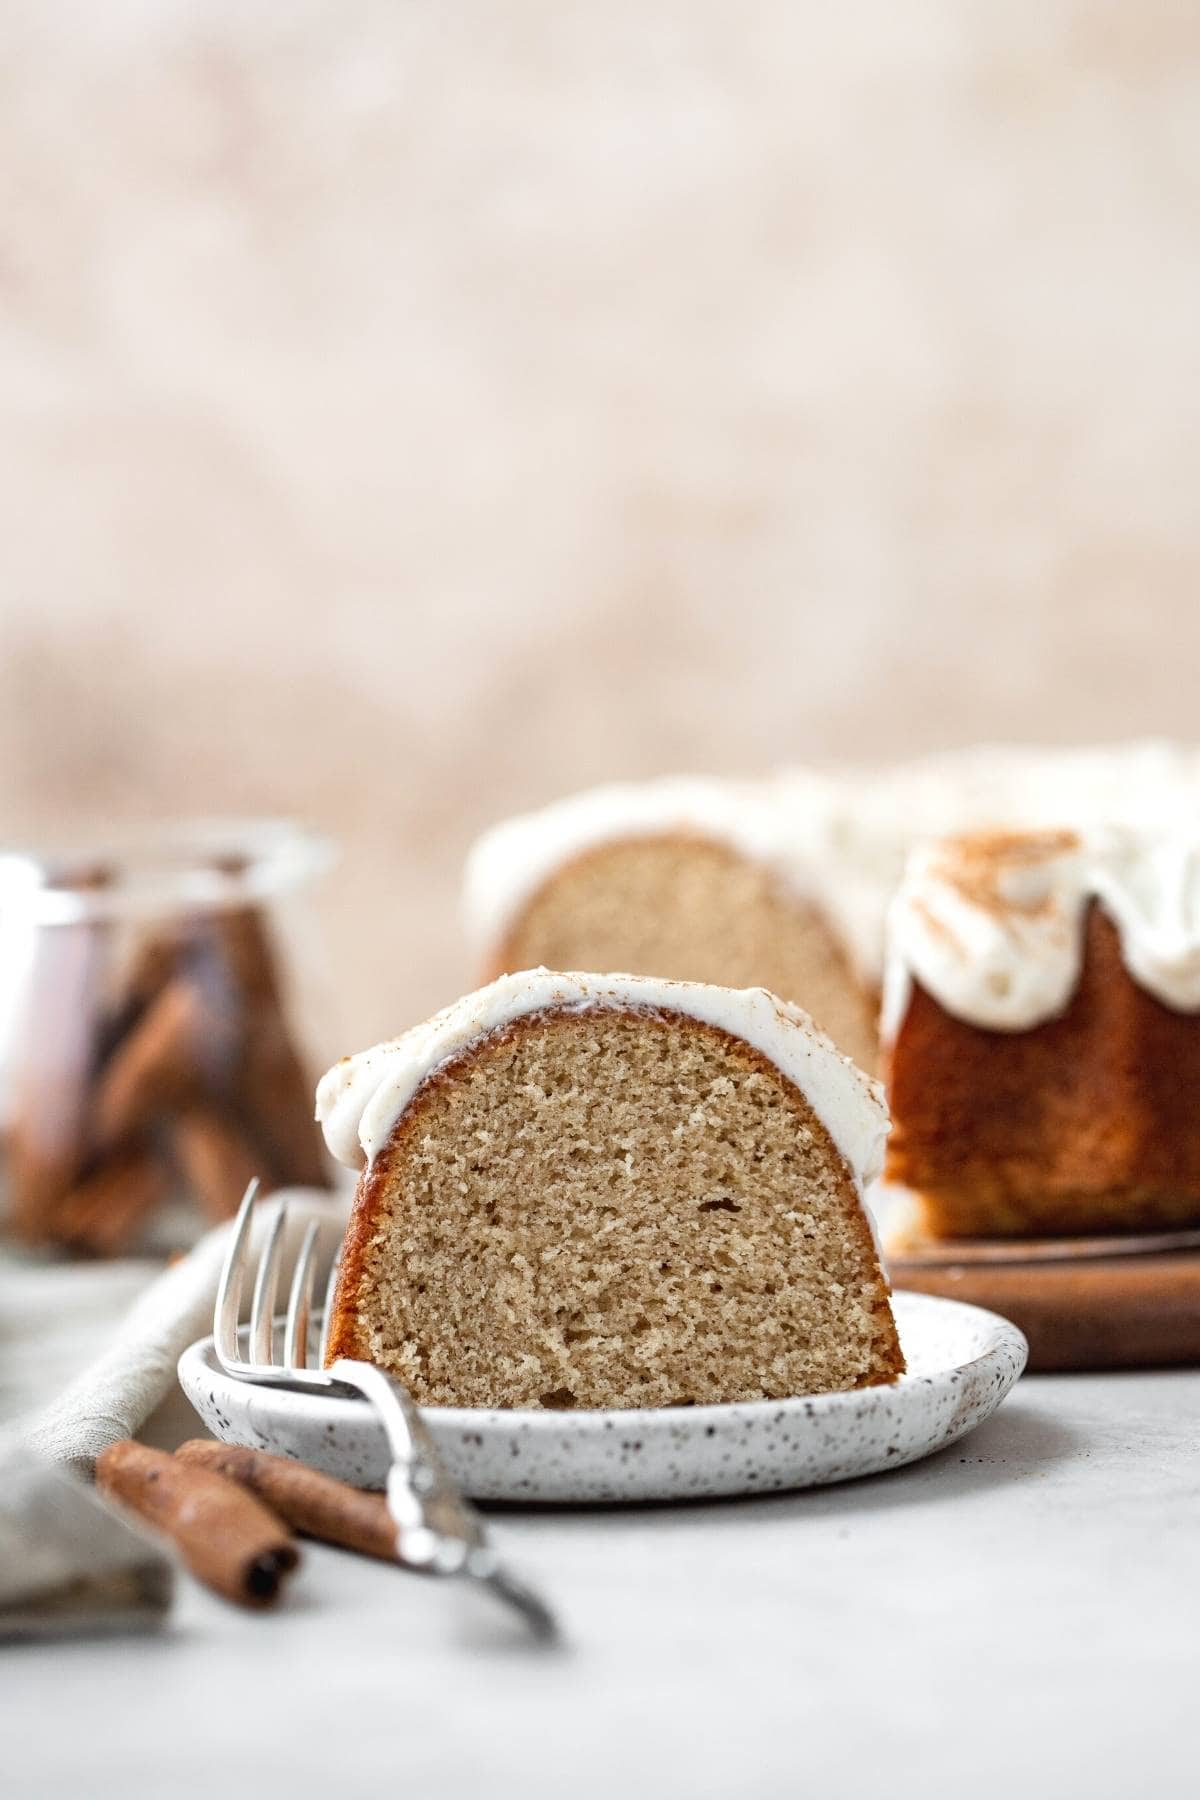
[[92, 978, 222, 1150], [169, 1107, 262, 1223], [175, 1441, 398, 1564], [205, 895, 286, 1006], [95, 1441, 300, 1608], [51, 1147, 171, 1258], [238, 1012, 329, 1189], [178, 901, 328, 1189]]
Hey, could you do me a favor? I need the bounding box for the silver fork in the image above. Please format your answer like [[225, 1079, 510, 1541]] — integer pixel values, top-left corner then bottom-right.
[[213, 1179, 557, 1639]]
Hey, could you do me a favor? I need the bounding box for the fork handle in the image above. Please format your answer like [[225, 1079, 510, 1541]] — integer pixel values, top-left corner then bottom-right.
[[325, 1359, 488, 1570], [324, 1359, 559, 1637]]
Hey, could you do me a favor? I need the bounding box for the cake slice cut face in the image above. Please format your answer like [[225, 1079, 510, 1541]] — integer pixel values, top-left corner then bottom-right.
[[463, 779, 880, 1071], [317, 971, 902, 1409], [488, 836, 880, 1074]]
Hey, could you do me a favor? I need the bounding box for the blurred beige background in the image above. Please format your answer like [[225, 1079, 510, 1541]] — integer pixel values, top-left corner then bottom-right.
[[2, 2, 1199, 1055]]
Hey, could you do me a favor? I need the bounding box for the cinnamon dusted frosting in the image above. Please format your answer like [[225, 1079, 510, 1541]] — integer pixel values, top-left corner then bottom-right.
[[881, 826, 1200, 1036], [314, 968, 890, 1198], [463, 743, 1200, 988]]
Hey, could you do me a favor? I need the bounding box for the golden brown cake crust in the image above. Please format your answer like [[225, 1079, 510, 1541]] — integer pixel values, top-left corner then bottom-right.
[[885, 904, 1200, 1237], [326, 1005, 903, 1406]]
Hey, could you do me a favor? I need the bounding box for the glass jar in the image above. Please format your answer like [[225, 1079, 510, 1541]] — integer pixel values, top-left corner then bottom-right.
[[0, 820, 337, 1257]]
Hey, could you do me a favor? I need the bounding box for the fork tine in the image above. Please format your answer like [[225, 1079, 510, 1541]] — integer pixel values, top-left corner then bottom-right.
[[250, 1199, 289, 1366], [284, 1220, 320, 1369], [318, 1247, 343, 1368], [215, 1178, 261, 1364]]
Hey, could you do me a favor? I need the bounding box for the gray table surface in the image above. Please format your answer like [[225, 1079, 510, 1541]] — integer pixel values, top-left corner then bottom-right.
[[5, 1366, 1197, 1800]]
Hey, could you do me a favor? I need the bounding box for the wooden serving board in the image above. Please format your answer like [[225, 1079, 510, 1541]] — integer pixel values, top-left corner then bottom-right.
[[889, 1245, 1200, 1372]]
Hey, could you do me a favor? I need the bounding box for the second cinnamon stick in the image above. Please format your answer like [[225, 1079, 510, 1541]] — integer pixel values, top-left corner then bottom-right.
[[51, 1147, 170, 1257], [170, 1108, 262, 1224], [175, 1440, 398, 1563]]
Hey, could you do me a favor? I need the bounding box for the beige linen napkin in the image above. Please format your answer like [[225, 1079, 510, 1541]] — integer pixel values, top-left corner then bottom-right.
[[18, 1188, 349, 1475], [0, 1442, 174, 1639]]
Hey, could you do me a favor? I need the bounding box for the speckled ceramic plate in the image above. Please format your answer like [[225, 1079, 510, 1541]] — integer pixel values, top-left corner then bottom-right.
[[177, 1290, 1026, 1504]]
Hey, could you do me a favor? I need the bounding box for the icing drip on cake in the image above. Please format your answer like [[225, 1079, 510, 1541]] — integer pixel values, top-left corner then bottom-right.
[[315, 968, 889, 1197], [882, 827, 1200, 1036]]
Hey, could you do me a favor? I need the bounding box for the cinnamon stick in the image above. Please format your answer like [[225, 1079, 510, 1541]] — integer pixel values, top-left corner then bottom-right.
[[175, 1441, 398, 1564], [92, 979, 214, 1148], [169, 1108, 262, 1223], [95, 1441, 300, 1608], [206, 898, 286, 1006], [51, 1148, 171, 1257], [183, 903, 327, 1187], [238, 1012, 328, 1188]]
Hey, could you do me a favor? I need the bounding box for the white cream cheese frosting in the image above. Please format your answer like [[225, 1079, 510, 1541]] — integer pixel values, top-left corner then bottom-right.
[[881, 826, 1200, 1037], [463, 743, 1200, 990], [315, 967, 890, 1199], [461, 775, 835, 965]]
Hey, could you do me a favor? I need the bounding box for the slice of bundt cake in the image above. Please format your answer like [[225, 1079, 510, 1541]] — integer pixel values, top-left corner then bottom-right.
[[316, 970, 903, 1410], [883, 827, 1200, 1238]]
